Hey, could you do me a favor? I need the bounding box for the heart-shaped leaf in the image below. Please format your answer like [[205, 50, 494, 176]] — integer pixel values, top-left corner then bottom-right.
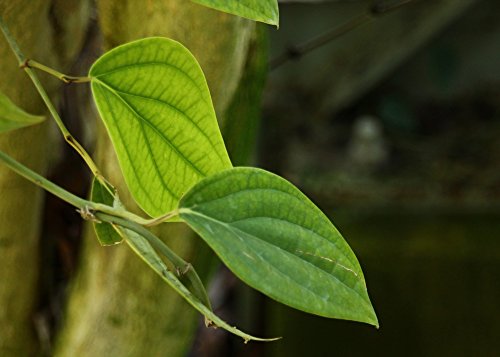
[[179, 167, 378, 326], [89, 38, 232, 217], [191, 0, 279, 26], [90, 178, 123, 246], [0, 92, 44, 133], [119, 225, 278, 342]]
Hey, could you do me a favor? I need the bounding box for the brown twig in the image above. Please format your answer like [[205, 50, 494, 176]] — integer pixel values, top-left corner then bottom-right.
[[270, 0, 419, 70]]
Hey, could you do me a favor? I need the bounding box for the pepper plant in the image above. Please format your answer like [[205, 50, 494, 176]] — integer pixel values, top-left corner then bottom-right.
[[0, 0, 377, 342]]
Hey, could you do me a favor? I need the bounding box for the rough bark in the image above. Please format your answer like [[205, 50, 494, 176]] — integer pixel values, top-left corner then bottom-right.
[[0, 1, 90, 356], [55, 2, 254, 356]]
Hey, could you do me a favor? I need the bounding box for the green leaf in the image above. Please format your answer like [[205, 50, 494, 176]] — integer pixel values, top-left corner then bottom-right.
[[89, 38, 232, 218], [0, 92, 44, 133], [179, 167, 378, 326], [191, 0, 279, 26], [90, 178, 123, 246], [120, 225, 278, 342]]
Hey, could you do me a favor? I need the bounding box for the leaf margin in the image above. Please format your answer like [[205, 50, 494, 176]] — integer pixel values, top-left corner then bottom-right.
[[0, 91, 45, 134], [179, 166, 379, 327], [116, 224, 280, 342], [191, 0, 279, 27], [88, 37, 233, 218]]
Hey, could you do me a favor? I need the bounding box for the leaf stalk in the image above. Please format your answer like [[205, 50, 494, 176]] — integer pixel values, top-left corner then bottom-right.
[[0, 16, 101, 180], [22, 59, 91, 84]]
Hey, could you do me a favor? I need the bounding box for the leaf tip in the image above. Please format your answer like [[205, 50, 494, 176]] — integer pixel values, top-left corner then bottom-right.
[[263, 14, 279, 28], [364, 305, 379, 329]]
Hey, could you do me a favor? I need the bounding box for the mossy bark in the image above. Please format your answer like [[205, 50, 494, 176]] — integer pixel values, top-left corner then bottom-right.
[[55, 2, 254, 356], [0, 1, 90, 356]]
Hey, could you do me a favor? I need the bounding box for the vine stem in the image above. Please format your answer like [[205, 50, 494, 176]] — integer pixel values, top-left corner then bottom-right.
[[0, 148, 171, 226], [0, 149, 87, 208], [0, 16, 102, 180], [270, 0, 418, 70], [96, 212, 212, 310]]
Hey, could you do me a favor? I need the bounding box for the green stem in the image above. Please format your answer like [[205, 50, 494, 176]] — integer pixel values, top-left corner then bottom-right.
[[0, 149, 88, 208], [0, 148, 155, 226], [24, 59, 91, 84], [96, 212, 212, 310], [0, 16, 102, 179], [0, 16, 24, 63], [26, 66, 102, 177], [91, 202, 160, 226], [1, 17, 183, 224], [144, 209, 179, 226]]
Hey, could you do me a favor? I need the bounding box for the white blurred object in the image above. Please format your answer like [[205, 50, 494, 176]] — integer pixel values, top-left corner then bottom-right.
[[347, 115, 388, 171]]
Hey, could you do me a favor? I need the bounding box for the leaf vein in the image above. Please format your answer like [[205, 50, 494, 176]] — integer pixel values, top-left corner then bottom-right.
[[138, 119, 179, 201], [93, 79, 206, 178], [183, 187, 359, 269], [92, 61, 207, 102], [182, 209, 368, 303], [106, 85, 227, 166], [95, 83, 157, 209], [228, 215, 360, 277]]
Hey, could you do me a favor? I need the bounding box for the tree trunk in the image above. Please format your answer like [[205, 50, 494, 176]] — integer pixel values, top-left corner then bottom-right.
[[55, 2, 254, 356], [0, 1, 90, 356]]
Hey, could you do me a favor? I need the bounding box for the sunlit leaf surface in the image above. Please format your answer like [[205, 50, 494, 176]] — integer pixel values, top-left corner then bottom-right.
[[90, 38, 232, 217]]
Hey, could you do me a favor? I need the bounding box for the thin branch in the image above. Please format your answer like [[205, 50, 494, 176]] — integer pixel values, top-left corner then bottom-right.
[[0, 16, 102, 179], [270, 0, 418, 70], [96, 212, 212, 310], [0, 148, 154, 226], [0, 149, 89, 209]]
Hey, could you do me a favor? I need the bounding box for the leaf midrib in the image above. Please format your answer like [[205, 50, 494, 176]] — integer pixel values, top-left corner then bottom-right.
[[93, 78, 206, 178], [195, 0, 277, 21], [95, 83, 159, 209], [137, 113, 179, 201], [229, 215, 361, 278], [180, 208, 370, 306], [182, 186, 359, 270], [100, 82, 228, 166]]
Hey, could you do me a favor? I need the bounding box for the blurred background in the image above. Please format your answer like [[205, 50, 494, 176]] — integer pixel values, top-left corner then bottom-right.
[[194, 0, 500, 355], [1, 0, 499, 356]]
